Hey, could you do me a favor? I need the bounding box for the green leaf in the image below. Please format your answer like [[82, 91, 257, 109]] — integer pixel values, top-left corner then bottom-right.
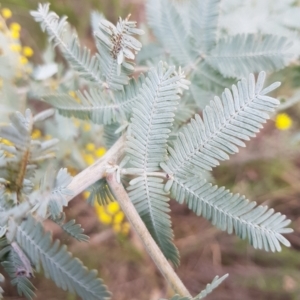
[[190, 0, 221, 53], [42, 91, 126, 125], [86, 178, 116, 206], [31, 3, 103, 86], [1, 244, 36, 300], [15, 216, 111, 300], [146, 0, 197, 66], [94, 16, 144, 90], [206, 34, 293, 78], [164, 72, 281, 177], [51, 214, 89, 242], [126, 62, 189, 266], [161, 71, 292, 251], [169, 175, 292, 252], [196, 274, 228, 299], [42, 76, 143, 126]]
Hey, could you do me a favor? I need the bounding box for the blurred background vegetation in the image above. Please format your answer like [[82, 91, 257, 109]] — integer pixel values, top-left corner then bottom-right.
[[1, 0, 300, 299]]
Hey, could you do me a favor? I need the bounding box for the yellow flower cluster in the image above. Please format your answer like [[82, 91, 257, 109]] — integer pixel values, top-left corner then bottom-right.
[[0, 137, 13, 157], [96, 201, 130, 235], [22, 46, 34, 57], [82, 142, 106, 166], [68, 91, 81, 103], [0, 8, 34, 68], [0, 138, 13, 146], [1, 129, 43, 156], [1, 8, 12, 19], [31, 129, 42, 139], [83, 191, 130, 235], [81, 142, 130, 235], [275, 113, 292, 131]]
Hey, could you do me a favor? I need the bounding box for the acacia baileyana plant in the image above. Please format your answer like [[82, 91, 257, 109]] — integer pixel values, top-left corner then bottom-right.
[[0, 1, 296, 299]]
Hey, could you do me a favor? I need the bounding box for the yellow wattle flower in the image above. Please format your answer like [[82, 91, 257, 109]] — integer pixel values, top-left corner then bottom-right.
[[83, 153, 95, 165], [106, 202, 120, 214], [1, 8, 12, 19], [10, 44, 21, 52], [95, 147, 106, 157], [31, 129, 41, 139], [10, 30, 20, 39], [9, 22, 21, 32], [121, 222, 130, 235], [114, 211, 124, 224], [22, 46, 34, 57], [99, 212, 113, 225], [83, 123, 91, 131], [0, 138, 13, 146], [85, 143, 96, 152], [95, 204, 113, 225], [19, 56, 28, 65], [275, 113, 292, 130]]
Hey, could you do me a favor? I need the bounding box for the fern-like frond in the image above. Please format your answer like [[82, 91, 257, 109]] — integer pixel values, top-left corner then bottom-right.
[[0, 110, 58, 202], [190, 0, 221, 53], [42, 75, 144, 126], [91, 11, 104, 33], [126, 62, 188, 171], [94, 16, 143, 90], [169, 176, 292, 252], [162, 274, 228, 300], [159, 71, 292, 251], [61, 219, 89, 242], [196, 274, 228, 299], [206, 34, 293, 78], [127, 176, 179, 266], [163, 71, 280, 177], [173, 97, 197, 129], [125, 62, 189, 266], [51, 212, 89, 242], [42, 91, 125, 125], [15, 216, 111, 300], [0, 109, 33, 152], [50, 212, 89, 242], [115, 76, 145, 116], [32, 167, 73, 219], [0, 201, 32, 228], [86, 178, 115, 206], [103, 123, 122, 148], [192, 62, 236, 95], [31, 3, 103, 85], [1, 245, 36, 300], [189, 62, 235, 109], [146, 0, 197, 66]]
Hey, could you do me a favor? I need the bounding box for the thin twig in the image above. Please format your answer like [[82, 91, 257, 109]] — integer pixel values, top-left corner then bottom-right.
[[106, 172, 191, 297], [66, 135, 125, 203], [66, 136, 191, 296]]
